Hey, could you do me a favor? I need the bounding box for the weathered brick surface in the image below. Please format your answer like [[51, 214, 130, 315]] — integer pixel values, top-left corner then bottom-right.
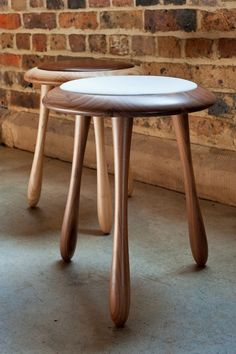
[[16, 33, 31, 50], [68, 34, 86, 52], [0, 33, 14, 49], [136, 0, 159, 5], [158, 37, 181, 58], [109, 35, 129, 55], [89, 0, 110, 7], [0, 0, 235, 153], [201, 9, 236, 31], [145, 9, 197, 32], [0, 89, 7, 108], [132, 36, 156, 56], [68, 0, 86, 8], [0, 14, 21, 29], [218, 39, 236, 58], [59, 12, 98, 29], [101, 10, 143, 29], [32, 34, 47, 52], [23, 13, 56, 29], [0, 53, 21, 67], [89, 34, 107, 53], [12, 0, 27, 10], [30, 0, 43, 7], [185, 38, 213, 58], [113, 0, 134, 6], [10, 91, 40, 109], [50, 34, 67, 50], [46, 0, 64, 9]]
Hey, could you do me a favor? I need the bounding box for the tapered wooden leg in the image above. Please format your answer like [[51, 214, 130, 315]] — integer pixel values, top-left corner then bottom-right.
[[110, 116, 133, 327], [93, 117, 112, 234], [60, 115, 91, 262], [28, 84, 52, 207], [172, 113, 208, 266], [128, 166, 134, 197]]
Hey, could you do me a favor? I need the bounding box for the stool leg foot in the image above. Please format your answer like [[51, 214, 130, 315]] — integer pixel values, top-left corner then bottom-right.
[[27, 84, 52, 207], [60, 115, 91, 262], [93, 117, 112, 234], [172, 113, 208, 267], [110, 117, 133, 327]]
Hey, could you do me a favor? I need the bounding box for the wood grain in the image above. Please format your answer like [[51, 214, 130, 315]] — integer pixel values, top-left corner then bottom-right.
[[27, 84, 52, 207], [60, 115, 91, 262], [172, 114, 208, 266], [24, 63, 142, 86], [43, 85, 216, 118], [110, 117, 133, 327], [38, 58, 134, 72], [93, 116, 112, 234]]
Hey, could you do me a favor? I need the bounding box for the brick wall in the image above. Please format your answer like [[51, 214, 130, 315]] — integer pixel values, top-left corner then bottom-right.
[[0, 0, 236, 151]]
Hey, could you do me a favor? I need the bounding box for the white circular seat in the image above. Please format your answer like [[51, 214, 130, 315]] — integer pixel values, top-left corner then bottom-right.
[[61, 76, 197, 96]]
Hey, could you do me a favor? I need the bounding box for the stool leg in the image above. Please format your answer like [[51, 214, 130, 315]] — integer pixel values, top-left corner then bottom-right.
[[110, 116, 133, 327], [93, 117, 112, 234], [128, 166, 134, 197], [27, 84, 52, 207], [172, 113, 208, 266], [60, 115, 91, 262]]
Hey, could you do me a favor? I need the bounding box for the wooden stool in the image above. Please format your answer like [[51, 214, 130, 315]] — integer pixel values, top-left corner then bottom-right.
[[24, 59, 140, 234], [43, 75, 216, 327]]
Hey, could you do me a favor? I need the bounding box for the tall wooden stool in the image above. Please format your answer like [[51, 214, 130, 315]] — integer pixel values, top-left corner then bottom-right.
[[24, 59, 140, 234], [43, 76, 216, 327]]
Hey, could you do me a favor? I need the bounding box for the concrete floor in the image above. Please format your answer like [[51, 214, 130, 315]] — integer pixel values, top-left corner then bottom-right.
[[0, 145, 236, 354]]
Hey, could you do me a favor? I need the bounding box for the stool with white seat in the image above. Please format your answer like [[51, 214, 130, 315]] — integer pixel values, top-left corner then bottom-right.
[[43, 75, 216, 327], [24, 59, 140, 234]]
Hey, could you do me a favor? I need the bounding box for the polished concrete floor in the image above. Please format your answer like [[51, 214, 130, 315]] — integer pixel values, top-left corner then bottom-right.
[[0, 145, 236, 354]]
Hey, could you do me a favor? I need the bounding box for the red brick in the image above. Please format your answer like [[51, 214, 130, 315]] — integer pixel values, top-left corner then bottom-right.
[[46, 0, 64, 9], [145, 9, 196, 33], [68, 0, 86, 8], [32, 34, 47, 52], [112, 0, 133, 6], [88, 34, 107, 53], [0, 0, 8, 10], [189, 0, 216, 5], [158, 37, 181, 58], [101, 10, 143, 29], [185, 38, 213, 58], [201, 10, 236, 31], [22, 54, 55, 70], [2, 71, 27, 88], [11, 0, 27, 10], [69, 34, 86, 52], [16, 33, 31, 50], [0, 53, 21, 67], [0, 14, 21, 29], [218, 38, 236, 58], [10, 90, 40, 109], [88, 0, 110, 6], [1, 33, 14, 49], [59, 12, 98, 29], [132, 36, 156, 56], [50, 34, 67, 50], [23, 13, 56, 29], [0, 88, 7, 107], [30, 0, 44, 6], [109, 35, 129, 55]]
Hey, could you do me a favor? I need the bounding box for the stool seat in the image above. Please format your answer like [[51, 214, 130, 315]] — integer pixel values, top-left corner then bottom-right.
[[25, 59, 141, 86], [44, 76, 216, 117], [38, 59, 134, 72]]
